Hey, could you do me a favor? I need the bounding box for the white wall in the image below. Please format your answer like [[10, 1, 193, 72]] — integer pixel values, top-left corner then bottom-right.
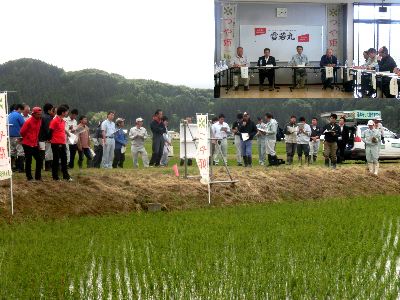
[[237, 3, 328, 84]]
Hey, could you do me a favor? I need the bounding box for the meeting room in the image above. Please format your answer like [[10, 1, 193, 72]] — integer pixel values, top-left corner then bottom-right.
[[214, 0, 400, 99]]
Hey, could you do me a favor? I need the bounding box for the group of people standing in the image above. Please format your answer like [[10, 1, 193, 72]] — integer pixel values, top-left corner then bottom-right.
[[8, 104, 172, 182]]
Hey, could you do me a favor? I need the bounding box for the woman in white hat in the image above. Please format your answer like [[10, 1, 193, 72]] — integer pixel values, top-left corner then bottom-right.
[[362, 120, 381, 175]]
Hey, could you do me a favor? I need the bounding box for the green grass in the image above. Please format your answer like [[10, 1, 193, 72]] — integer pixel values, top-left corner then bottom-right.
[[1, 196, 400, 298]]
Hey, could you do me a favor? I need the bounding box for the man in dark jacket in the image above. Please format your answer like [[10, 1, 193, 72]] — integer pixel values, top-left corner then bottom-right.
[[336, 117, 349, 164], [378, 46, 397, 98], [322, 113, 340, 168], [149, 109, 166, 167], [320, 48, 338, 89], [39, 103, 54, 171], [238, 112, 257, 167], [257, 48, 277, 91]]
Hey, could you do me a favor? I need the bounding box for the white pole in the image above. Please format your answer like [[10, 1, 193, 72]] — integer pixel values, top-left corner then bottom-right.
[[4, 92, 14, 215], [208, 182, 211, 204]]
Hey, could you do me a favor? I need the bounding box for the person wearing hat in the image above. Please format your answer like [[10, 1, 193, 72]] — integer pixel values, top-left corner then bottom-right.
[[322, 113, 340, 169], [19, 107, 43, 181], [238, 112, 257, 167], [129, 117, 149, 168], [101, 111, 116, 169], [374, 116, 385, 144], [113, 118, 127, 168], [49, 105, 72, 181], [362, 120, 381, 175]]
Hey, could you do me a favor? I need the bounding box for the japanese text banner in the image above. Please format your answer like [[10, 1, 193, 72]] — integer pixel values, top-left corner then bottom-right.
[[196, 114, 210, 185], [0, 93, 11, 180]]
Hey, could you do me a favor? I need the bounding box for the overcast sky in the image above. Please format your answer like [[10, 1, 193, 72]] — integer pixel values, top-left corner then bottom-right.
[[2, 0, 214, 89]]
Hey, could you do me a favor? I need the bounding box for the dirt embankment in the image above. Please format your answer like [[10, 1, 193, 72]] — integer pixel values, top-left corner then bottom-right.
[[1, 166, 400, 220]]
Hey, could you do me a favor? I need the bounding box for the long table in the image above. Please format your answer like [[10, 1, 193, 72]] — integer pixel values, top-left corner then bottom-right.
[[219, 66, 350, 95]]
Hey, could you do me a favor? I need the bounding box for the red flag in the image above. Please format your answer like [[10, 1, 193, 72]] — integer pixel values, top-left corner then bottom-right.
[[298, 34, 310, 42], [172, 164, 179, 177], [255, 28, 267, 36]]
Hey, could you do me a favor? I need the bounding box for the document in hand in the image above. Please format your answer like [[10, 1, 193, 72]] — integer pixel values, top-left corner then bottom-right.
[[241, 133, 250, 141], [68, 133, 78, 145]]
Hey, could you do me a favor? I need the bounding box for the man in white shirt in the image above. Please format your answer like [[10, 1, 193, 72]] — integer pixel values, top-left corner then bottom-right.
[[211, 114, 231, 165], [101, 111, 116, 169], [129, 117, 149, 168], [256, 117, 266, 165], [290, 45, 309, 88], [230, 47, 250, 91], [65, 108, 79, 168], [296, 117, 312, 165]]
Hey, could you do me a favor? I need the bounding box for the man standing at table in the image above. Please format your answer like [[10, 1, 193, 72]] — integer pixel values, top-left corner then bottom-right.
[[320, 48, 338, 90], [257, 48, 277, 91], [230, 47, 250, 91], [290, 46, 309, 89], [378, 46, 397, 98], [322, 113, 340, 169]]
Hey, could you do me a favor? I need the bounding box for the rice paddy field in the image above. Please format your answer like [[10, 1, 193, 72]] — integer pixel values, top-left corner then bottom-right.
[[2, 195, 400, 299]]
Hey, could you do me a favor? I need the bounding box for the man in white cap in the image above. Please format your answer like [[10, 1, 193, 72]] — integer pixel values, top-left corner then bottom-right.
[[129, 117, 149, 168], [374, 116, 385, 144], [362, 120, 381, 175]]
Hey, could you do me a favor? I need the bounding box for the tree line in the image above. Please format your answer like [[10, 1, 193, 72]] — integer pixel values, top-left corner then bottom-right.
[[1, 58, 399, 132]]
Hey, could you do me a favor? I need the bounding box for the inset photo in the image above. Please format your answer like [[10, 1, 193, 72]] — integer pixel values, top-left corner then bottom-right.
[[214, 1, 400, 99]]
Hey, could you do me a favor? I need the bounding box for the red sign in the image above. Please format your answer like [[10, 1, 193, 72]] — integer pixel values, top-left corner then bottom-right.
[[298, 34, 310, 42], [255, 28, 267, 36]]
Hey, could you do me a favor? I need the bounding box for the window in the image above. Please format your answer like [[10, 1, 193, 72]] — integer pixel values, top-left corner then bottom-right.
[[353, 3, 400, 66]]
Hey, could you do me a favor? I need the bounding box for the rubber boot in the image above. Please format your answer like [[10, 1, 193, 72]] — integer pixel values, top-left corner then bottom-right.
[[18, 157, 25, 173], [332, 161, 337, 169], [374, 162, 379, 175], [306, 155, 311, 166], [267, 154, 272, 166], [313, 155, 317, 163], [243, 156, 248, 167], [368, 163, 374, 174], [247, 156, 252, 167], [298, 156, 303, 166], [324, 158, 330, 167]]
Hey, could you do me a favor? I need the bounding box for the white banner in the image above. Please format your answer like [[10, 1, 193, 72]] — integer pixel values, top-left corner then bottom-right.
[[240, 67, 249, 79], [0, 93, 12, 180], [390, 77, 398, 96], [179, 123, 198, 159], [221, 3, 237, 61], [195, 114, 210, 185], [325, 67, 334, 79]]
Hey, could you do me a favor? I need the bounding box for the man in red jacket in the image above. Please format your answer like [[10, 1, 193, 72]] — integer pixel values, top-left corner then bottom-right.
[[20, 107, 43, 181]]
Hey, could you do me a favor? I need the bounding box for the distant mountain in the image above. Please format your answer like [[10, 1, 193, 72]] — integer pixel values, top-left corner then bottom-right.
[[1, 59, 399, 132], [0, 58, 213, 127]]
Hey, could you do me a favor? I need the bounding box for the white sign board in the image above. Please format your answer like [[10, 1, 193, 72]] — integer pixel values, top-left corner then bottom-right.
[[179, 123, 198, 159], [240, 25, 324, 62], [0, 93, 12, 180], [195, 114, 210, 185]]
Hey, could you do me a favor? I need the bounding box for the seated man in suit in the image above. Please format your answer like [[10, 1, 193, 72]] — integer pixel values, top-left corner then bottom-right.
[[290, 45, 309, 89], [378, 46, 397, 98], [257, 48, 276, 91], [320, 48, 338, 90], [230, 46, 250, 91]]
